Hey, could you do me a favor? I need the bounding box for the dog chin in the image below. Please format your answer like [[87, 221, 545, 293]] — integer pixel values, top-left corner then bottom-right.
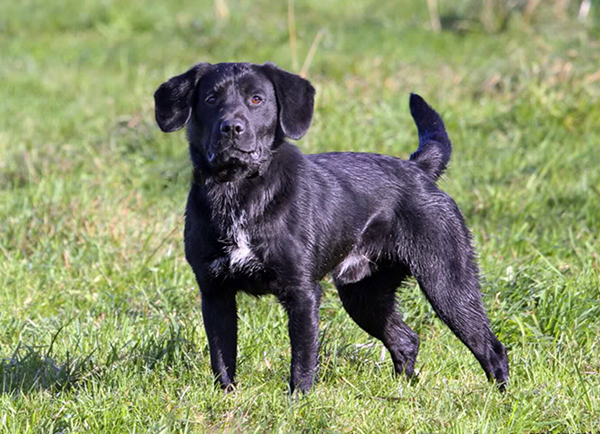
[[213, 162, 259, 182]]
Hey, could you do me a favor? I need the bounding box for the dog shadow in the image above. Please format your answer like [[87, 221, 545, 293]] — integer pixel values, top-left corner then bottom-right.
[[0, 343, 97, 395], [1, 327, 198, 395]]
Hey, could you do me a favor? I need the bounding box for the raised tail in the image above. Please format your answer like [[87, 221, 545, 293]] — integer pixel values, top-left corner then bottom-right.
[[409, 93, 452, 182]]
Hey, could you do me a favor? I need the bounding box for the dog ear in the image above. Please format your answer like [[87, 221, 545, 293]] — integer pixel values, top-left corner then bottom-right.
[[154, 63, 212, 133], [260, 63, 315, 140]]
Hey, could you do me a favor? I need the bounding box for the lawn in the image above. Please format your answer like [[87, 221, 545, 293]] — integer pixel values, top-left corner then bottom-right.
[[1, 0, 599, 432]]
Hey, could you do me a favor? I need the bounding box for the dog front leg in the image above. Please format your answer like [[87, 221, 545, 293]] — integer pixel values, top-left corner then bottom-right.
[[280, 284, 322, 393], [201, 290, 237, 391]]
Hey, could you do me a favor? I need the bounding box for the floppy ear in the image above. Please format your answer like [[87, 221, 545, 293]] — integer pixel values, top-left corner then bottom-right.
[[154, 63, 212, 133], [260, 63, 315, 140]]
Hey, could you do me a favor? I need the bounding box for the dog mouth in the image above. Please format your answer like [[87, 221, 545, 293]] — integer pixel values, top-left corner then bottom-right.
[[207, 149, 260, 163], [207, 148, 262, 182]]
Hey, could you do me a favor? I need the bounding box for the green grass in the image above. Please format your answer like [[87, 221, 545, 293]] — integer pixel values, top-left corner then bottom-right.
[[1, 0, 600, 432]]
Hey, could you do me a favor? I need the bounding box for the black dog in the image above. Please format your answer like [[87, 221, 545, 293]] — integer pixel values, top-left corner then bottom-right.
[[154, 62, 509, 393]]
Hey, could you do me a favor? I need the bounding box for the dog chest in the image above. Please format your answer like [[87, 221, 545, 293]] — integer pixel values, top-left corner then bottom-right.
[[209, 215, 264, 276]]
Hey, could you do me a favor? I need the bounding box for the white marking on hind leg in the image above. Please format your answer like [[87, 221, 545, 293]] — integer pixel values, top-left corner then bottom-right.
[[335, 251, 373, 283], [338, 253, 368, 275]]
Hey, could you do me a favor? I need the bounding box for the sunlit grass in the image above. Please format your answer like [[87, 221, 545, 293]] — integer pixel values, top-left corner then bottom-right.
[[1, 0, 599, 432]]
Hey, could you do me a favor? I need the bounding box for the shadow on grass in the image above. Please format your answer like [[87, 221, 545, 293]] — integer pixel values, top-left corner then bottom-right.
[[1, 324, 200, 395], [439, 12, 473, 35], [0, 343, 97, 395]]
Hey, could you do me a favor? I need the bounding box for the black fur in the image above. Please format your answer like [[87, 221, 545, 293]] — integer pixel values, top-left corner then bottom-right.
[[154, 62, 509, 393]]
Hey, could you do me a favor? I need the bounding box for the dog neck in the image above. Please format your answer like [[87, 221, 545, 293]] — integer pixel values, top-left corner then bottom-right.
[[196, 141, 303, 234], [191, 166, 205, 186]]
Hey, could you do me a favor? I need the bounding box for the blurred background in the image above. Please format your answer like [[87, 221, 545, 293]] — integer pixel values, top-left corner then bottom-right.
[[1, 0, 599, 432]]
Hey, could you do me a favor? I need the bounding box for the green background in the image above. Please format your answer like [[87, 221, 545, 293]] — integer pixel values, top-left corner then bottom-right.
[[1, 0, 599, 432]]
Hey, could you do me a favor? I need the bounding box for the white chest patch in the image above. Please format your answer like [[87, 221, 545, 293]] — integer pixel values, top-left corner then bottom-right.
[[210, 213, 261, 275], [227, 229, 255, 268]]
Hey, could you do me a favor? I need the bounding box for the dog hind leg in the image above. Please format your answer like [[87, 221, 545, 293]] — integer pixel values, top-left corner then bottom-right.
[[335, 267, 419, 377], [415, 269, 509, 389]]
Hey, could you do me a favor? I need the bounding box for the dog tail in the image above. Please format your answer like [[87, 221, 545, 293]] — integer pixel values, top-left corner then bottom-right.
[[408, 93, 452, 182]]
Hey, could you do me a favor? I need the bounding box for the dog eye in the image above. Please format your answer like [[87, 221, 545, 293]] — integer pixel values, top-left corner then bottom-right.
[[206, 95, 217, 105], [250, 95, 262, 105]]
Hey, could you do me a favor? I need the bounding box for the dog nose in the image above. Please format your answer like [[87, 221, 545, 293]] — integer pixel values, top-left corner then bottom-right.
[[220, 119, 244, 137]]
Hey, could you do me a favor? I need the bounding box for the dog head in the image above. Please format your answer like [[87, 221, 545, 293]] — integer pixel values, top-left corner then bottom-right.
[[154, 62, 315, 182]]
